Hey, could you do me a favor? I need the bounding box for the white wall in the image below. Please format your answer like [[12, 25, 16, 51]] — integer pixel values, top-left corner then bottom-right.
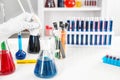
[[106, 0, 120, 36]]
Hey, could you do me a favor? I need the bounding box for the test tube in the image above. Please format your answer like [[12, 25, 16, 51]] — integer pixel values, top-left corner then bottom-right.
[[109, 20, 113, 32], [67, 20, 70, 31], [81, 34, 84, 45], [108, 35, 112, 45], [95, 21, 98, 32], [85, 35, 88, 45], [67, 34, 70, 44], [90, 21, 93, 32], [71, 34, 74, 45], [100, 20, 103, 32], [81, 20, 84, 32], [90, 34, 93, 45], [71, 20, 75, 31], [104, 35, 107, 45], [86, 21, 89, 32], [94, 35, 97, 45], [76, 20, 79, 31], [104, 21, 108, 32], [99, 35, 102, 45], [76, 34, 79, 45]]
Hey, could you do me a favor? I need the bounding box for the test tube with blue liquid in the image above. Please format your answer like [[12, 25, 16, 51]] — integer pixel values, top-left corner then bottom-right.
[[67, 34, 70, 44], [71, 34, 74, 45], [71, 20, 75, 31], [108, 35, 112, 45], [90, 21, 93, 32], [81, 20, 84, 32], [76, 20, 79, 31], [99, 35, 102, 45], [85, 35, 88, 45], [67, 20, 70, 31], [80, 34, 84, 45], [76, 34, 79, 45], [100, 20, 103, 32], [110, 20, 113, 32], [90, 34, 93, 45], [94, 35, 97, 45], [104, 21, 108, 32], [104, 35, 107, 45]]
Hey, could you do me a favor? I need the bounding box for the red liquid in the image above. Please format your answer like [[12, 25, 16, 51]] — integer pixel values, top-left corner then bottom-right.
[[0, 50, 15, 75]]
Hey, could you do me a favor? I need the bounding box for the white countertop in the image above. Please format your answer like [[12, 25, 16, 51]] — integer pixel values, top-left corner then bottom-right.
[[1, 36, 120, 80]]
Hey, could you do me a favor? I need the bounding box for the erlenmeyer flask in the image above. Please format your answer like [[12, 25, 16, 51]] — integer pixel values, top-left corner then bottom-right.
[[0, 41, 15, 75], [27, 29, 40, 54], [45, 0, 55, 8], [34, 37, 57, 78]]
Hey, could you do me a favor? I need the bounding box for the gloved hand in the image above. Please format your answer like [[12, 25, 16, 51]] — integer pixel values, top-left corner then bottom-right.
[[0, 12, 41, 43]]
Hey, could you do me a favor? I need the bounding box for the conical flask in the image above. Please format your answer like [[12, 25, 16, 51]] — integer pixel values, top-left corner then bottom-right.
[[34, 37, 57, 78], [27, 29, 40, 54], [0, 41, 15, 75]]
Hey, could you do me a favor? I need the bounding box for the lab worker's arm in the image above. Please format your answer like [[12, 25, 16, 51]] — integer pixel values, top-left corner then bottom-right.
[[0, 12, 40, 43]]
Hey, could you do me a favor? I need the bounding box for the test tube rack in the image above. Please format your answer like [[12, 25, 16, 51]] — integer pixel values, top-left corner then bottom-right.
[[66, 18, 113, 46], [102, 55, 120, 67]]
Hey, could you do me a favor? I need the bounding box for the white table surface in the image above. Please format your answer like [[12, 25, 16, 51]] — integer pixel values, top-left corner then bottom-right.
[[1, 36, 120, 80]]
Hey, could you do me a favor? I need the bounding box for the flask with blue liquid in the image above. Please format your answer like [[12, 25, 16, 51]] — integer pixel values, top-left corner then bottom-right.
[[34, 37, 57, 78]]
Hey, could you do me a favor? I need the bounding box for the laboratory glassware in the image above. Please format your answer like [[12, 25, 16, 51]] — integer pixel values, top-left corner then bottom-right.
[[15, 33, 26, 59], [27, 35, 40, 54], [34, 37, 57, 78], [45, 0, 55, 8], [64, 0, 76, 8], [0, 41, 15, 75]]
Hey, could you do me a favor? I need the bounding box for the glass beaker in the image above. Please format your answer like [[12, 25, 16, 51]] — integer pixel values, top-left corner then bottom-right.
[[0, 41, 15, 75], [27, 29, 40, 54], [34, 37, 57, 78], [45, 0, 55, 8]]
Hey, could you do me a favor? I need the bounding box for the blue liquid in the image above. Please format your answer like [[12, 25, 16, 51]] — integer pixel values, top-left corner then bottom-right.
[[104, 21, 108, 32], [67, 20, 70, 31], [95, 21, 98, 32], [85, 35, 88, 45], [90, 21, 93, 32], [81, 21, 84, 32], [81, 35, 84, 45], [90, 35, 93, 45], [86, 21, 89, 32], [34, 57, 57, 78], [71, 21, 75, 31], [67, 34, 70, 44], [71, 34, 74, 44], [110, 20, 113, 32], [100, 20, 103, 32], [15, 50, 26, 59], [76, 34, 79, 45], [76, 20, 79, 31]]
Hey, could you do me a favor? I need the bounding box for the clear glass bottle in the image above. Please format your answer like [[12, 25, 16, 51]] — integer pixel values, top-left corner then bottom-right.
[[34, 37, 57, 78]]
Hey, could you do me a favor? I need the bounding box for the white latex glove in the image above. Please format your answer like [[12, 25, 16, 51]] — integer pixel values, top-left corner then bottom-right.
[[0, 12, 41, 43]]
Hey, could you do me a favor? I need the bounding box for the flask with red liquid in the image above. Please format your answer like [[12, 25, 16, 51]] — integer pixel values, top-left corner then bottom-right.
[[0, 41, 15, 75]]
